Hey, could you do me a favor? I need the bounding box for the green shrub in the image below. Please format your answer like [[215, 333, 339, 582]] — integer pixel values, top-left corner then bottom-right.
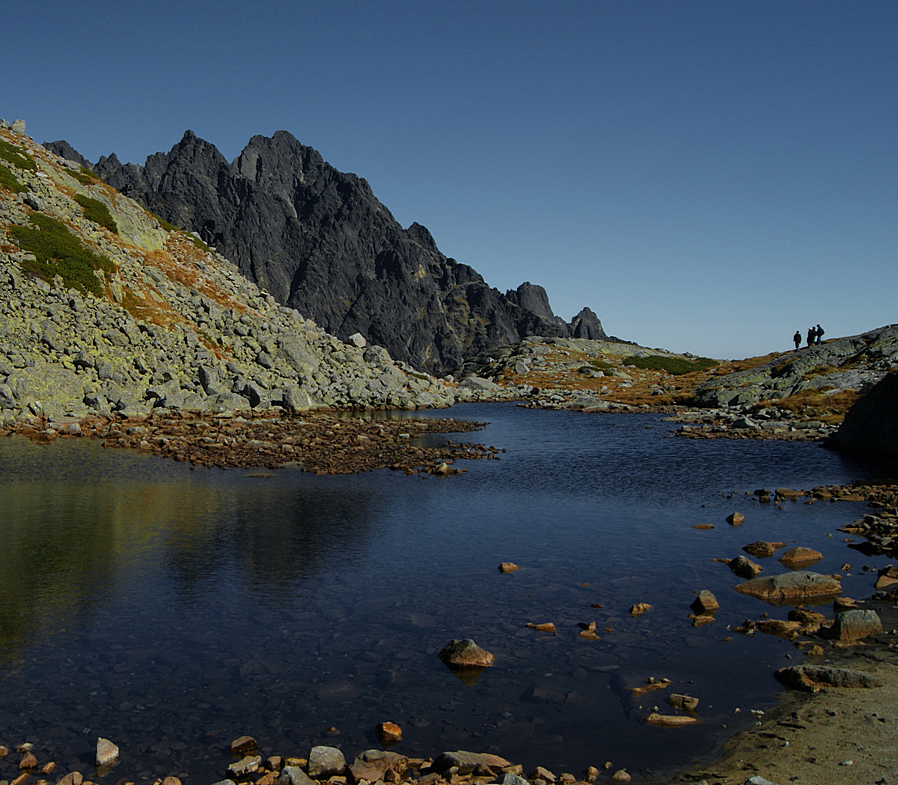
[[70, 167, 100, 185], [145, 208, 177, 233], [75, 194, 118, 233], [0, 164, 27, 193], [0, 139, 36, 171], [623, 355, 719, 375], [7, 214, 115, 296]]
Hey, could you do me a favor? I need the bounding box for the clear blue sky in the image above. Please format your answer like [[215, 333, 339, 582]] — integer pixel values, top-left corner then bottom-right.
[[3, 1, 895, 359]]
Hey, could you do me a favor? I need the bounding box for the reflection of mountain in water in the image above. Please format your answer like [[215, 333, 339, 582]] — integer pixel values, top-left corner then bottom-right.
[[163, 484, 376, 604], [0, 437, 376, 663]]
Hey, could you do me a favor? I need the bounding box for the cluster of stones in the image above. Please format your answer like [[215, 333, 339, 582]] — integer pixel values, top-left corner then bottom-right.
[[0, 738, 122, 785], [213, 741, 631, 785], [835, 482, 898, 564], [671, 405, 837, 442], [0, 124, 503, 425], [0, 410, 498, 473]]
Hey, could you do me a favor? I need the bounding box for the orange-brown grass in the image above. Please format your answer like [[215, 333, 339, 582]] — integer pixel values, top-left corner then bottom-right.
[[752, 389, 860, 425]]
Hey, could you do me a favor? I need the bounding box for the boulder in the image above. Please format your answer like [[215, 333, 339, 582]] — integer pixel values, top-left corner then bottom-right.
[[432, 751, 512, 775], [690, 590, 719, 614], [728, 555, 762, 579], [307, 746, 346, 778], [438, 639, 495, 669], [742, 541, 786, 558], [775, 664, 883, 692], [96, 738, 119, 767], [276, 767, 315, 785], [734, 571, 841, 604], [667, 693, 699, 711], [828, 609, 883, 641], [348, 750, 408, 782], [726, 512, 745, 526], [230, 736, 258, 756], [778, 546, 823, 568]]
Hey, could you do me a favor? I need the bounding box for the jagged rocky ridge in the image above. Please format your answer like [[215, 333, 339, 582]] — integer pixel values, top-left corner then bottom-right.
[[45, 130, 607, 375], [0, 120, 478, 422]]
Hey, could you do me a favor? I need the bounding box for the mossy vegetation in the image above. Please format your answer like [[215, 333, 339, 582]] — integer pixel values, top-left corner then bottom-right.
[[578, 360, 612, 373], [0, 139, 36, 172], [8, 214, 115, 296], [75, 194, 118, 233], [145, 208, 178, 233], [70, 167, 100, 185], [0, 163, 27, 193], [623, 355, 719, 375]]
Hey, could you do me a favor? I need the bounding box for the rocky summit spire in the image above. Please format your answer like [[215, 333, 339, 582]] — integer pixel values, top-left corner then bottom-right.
[[53, 131, 608, 374]]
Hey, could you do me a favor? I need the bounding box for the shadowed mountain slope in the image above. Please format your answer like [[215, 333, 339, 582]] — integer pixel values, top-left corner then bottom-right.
[[47, 131, 607, 374]]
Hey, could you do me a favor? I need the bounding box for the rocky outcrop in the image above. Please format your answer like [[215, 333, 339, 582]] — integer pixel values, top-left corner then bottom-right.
[[1, 122, 467, 421], [46, 131, 607, 375], [693, 325, 898, 408], [828, 371, 898, 456]]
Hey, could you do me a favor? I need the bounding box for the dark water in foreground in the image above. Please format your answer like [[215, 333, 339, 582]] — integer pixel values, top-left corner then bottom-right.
[[0, 404, 894, 783]]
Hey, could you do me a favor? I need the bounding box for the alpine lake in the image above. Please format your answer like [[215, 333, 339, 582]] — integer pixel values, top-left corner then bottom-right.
[[0, 402, 894, 783]]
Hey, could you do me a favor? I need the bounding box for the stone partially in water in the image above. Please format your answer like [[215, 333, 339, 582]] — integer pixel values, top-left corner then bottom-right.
[[498, 562, 520, 573], [668, 693, 699, 711], [726, 512, 745, 526], [95, 738, 119, 768], [779, 546, 823, 568], [728, 555, 762, 579], [438, 639, 495, 668], [230, 736, 258, 757], [646, 712, 700, 727], [690, 590, 719, 614], [775, 664, 883, 692], [742, 541, 786, 558], [376, 722, 403, 745], [734, 571, 841, 605]]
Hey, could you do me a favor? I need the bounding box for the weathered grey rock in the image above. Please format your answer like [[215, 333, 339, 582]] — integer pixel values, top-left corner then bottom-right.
[[432, 751, 512, 775], [460, 376, 502, 394], [276, 766, 315, 785], [828, 609, 883, 641], [306, 746, 345, 778], [775, 664, 883, 692], [496, 774, 530, 785], [12, 119, 26, 135], [734, 571, 841, 604]]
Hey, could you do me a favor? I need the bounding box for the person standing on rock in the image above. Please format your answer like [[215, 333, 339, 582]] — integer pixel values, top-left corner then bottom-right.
[[815, 324, 825, 345], [793, 330, 802, 350], [807, 327, 816, 347]]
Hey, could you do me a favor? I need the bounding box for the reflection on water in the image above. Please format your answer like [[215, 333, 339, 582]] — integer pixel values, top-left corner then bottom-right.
[[0, 406, 891, 782]]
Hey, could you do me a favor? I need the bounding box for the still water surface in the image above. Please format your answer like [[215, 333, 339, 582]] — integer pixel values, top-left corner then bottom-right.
[[0, 404, 892, 782]]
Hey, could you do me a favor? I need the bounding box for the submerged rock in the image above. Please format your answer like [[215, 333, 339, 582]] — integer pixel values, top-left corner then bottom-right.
[[432, 751, 512, 775]]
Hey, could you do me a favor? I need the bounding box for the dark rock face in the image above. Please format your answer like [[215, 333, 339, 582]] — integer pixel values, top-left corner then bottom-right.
[[43, 140, 92, 169], [49, 131, 606, 374], [830, 372, 898, 456]]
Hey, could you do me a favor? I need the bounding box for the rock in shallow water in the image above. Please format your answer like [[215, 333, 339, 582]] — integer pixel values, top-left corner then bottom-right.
[[438, 639, 495, 668], [734, 570, 841, 604]]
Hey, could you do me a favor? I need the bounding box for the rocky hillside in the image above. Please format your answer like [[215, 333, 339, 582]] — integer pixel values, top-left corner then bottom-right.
[[693, 325, 898, 408], [45, 130, 607, 375], [0, 120, 465, 423]]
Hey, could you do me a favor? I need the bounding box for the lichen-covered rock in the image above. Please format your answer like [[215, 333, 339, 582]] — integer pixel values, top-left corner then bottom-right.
[[438, 639, 495, 669], [734, 571, 841, 604], [775, 664, 883, 692]]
